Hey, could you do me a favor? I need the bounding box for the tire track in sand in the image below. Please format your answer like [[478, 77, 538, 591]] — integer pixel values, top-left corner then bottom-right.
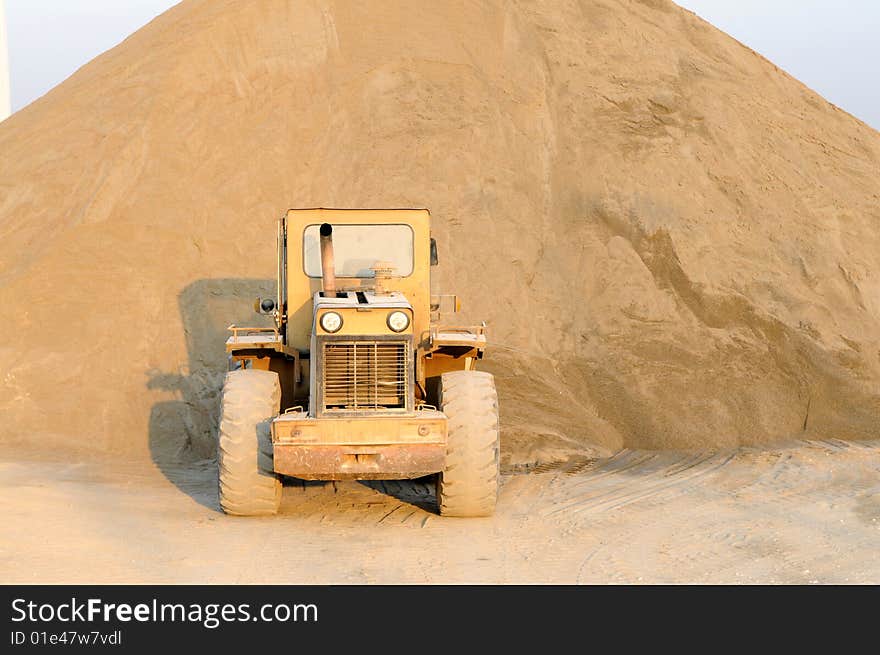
[[544, 451, 735, 518]]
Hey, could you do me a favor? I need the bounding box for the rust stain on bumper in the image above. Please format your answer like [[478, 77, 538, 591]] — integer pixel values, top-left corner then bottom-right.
[[273, 443, 446, 480], [271, 409, 447, 480]]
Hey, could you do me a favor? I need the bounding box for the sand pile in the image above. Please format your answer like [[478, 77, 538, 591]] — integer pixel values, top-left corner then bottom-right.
[[1, 0, 878, 464]]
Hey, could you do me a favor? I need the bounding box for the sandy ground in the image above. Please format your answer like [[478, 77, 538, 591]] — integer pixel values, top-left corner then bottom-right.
[[2, 440, 877, 584]]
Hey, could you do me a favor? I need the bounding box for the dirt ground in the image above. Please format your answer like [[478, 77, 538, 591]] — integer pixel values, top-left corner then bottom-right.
[[2, 440, 877, 584]]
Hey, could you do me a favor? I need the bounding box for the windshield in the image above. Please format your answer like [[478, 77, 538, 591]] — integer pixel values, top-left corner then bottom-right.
[[303, 224, 414, 278]]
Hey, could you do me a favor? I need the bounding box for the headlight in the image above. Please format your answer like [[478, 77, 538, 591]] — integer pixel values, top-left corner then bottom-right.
[[320, 311, 343, 333], [387, 310, 410, 333]]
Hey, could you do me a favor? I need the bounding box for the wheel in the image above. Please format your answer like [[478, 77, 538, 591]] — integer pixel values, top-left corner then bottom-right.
[[217, 369, 282, 516], [437, 371, 500, 517]]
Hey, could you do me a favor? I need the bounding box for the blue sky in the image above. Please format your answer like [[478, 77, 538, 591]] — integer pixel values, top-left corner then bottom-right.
[[4, 0, 879, 129]]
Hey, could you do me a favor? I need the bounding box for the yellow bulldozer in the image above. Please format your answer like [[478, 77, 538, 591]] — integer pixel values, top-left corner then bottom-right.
[[219, 208, 499, 517]]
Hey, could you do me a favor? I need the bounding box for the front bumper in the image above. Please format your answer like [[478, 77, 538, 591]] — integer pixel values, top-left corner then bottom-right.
[[271, 410, 447, 480]]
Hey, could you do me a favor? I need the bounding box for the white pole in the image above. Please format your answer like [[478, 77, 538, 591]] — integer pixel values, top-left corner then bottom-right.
[[0, 0, 10, 121]]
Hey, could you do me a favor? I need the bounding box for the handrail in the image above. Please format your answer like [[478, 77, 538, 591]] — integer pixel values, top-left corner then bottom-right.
[[227, 325, 280, 339]]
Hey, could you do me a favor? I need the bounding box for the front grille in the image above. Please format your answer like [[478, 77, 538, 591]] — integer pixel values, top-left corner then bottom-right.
[[322, 340, 409, 412]]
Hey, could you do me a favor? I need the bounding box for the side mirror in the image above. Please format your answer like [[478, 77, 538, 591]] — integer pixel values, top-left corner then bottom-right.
[[254, 298, 276, 315], [430, 238, 439, 266]]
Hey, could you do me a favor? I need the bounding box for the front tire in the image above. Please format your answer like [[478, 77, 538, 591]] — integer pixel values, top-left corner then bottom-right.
[[217, 369, 282, 516], [437, 371, 500, 517]]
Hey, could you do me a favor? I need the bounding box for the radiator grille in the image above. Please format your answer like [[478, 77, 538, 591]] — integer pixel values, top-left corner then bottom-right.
[[322, 341, 409, 411]]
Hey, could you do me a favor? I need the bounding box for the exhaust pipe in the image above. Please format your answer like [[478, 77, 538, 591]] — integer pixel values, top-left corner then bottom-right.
[[319, 223, 336, 296]]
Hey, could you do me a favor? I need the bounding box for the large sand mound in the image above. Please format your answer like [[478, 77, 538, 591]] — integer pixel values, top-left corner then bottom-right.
[[1, 0, 878, 464]]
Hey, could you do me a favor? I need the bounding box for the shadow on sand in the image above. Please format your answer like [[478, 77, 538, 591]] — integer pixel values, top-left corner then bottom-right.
[[147, 278, 275, 512], [361, 478, 438, 513]]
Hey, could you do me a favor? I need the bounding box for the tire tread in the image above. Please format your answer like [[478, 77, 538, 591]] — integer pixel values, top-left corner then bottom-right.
[[217, 369, 282, 516], [437, 371, 500, 517]]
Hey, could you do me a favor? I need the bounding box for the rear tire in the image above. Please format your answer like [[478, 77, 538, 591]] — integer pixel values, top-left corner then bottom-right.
[[217, 369, 282, 516], [437, 371, 500, 517]]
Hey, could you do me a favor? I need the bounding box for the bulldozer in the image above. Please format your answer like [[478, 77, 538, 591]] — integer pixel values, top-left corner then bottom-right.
[[218, 208, 499, 517]]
